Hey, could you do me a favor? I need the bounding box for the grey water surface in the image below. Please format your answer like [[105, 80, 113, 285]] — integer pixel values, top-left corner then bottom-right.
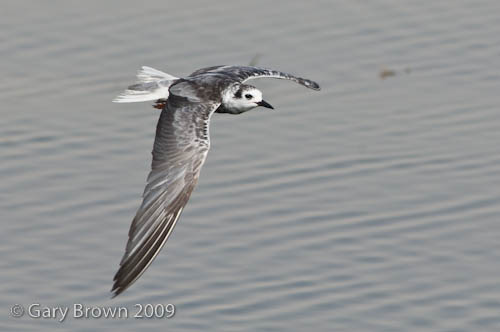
[[2, 0, 500, 331]]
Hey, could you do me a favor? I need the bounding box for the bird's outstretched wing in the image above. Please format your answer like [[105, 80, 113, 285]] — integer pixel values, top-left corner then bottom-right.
[[189, 65, 321, 91], [112, 91, 219, 297]]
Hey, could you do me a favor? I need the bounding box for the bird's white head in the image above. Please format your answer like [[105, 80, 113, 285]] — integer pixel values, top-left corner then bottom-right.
[[221, 84, 274, 114]]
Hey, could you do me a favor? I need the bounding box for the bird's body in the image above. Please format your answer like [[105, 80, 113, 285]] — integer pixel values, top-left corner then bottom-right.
[[111, 65, 320, 296]]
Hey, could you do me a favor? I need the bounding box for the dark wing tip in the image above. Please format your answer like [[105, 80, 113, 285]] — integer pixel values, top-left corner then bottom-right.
[[110, 287, 121, 298], [301, 78, 321, 91], [110, 268, 128, 298]]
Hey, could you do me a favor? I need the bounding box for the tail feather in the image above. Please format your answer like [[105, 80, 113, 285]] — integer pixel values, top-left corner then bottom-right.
[[113, 66, 178, 103], [136, 66, 177, 83]]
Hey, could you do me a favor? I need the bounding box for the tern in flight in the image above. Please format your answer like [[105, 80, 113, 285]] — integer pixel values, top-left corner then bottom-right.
[[111, 65, 320, 296]]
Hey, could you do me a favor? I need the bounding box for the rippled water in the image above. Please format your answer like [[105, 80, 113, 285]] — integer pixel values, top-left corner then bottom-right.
[[2, 0, 500, 331]]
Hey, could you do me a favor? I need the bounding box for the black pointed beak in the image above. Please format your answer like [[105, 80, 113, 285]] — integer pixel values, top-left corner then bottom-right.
[[257, 100, 274, 109]]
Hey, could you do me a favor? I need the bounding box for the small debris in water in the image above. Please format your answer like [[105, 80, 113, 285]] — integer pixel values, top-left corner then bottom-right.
[[379, 66, 412, 80], [379, 68, 397, 79]]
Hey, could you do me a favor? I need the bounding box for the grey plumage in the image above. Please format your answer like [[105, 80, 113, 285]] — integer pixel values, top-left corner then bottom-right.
[[188, 65, 320, 91], [112, 65, 320, 296]]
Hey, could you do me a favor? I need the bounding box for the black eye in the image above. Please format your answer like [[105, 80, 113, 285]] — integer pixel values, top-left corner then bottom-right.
[[245, 94, 252, 99]]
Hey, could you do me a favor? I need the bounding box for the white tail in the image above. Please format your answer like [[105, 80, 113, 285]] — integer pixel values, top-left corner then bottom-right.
[[113, 66, 179, 103]]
